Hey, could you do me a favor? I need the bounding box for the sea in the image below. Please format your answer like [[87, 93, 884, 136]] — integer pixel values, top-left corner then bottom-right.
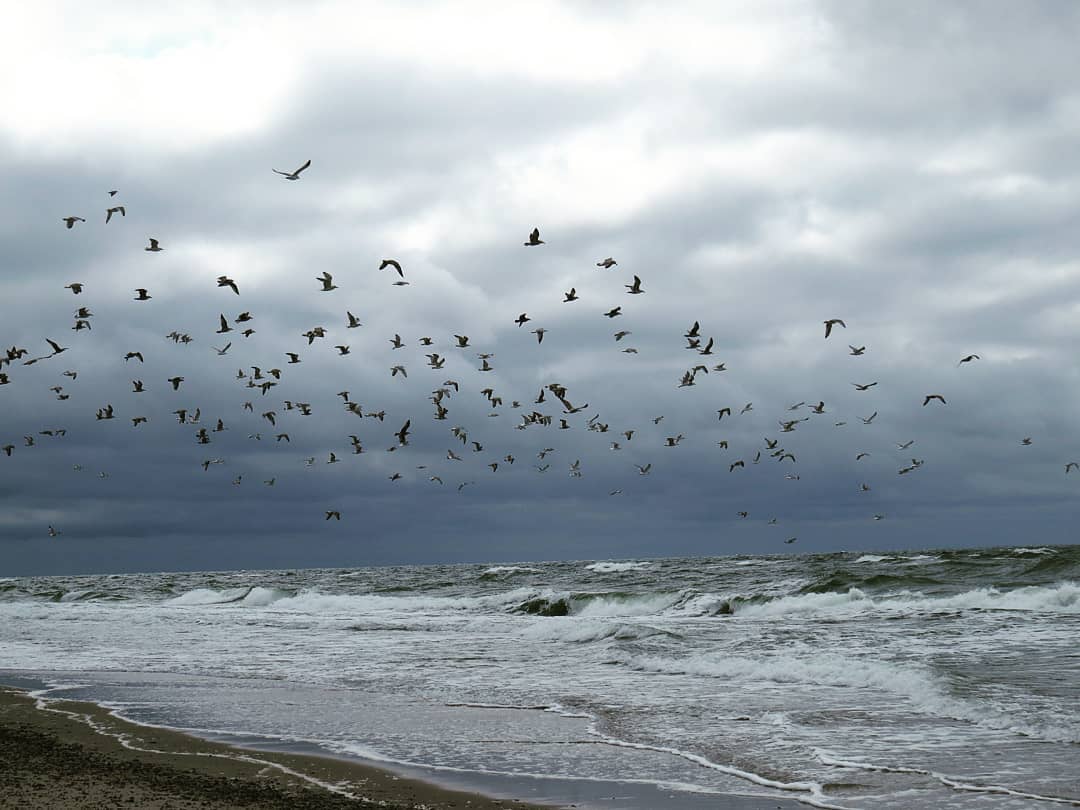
[[1, 545, 1078, 809]]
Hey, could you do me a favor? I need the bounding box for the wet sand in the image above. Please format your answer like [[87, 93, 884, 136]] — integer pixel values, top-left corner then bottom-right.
[[0, 686, 553, 809], [0, 684, 804, 809]]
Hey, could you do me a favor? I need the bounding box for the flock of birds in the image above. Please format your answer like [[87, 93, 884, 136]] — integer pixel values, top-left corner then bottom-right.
[[4, 161, 1076, 543]]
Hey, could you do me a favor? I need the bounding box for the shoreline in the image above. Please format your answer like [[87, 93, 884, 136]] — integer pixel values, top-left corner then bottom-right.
[[0, 684, 556, 809], [0, 682, 805, 809]]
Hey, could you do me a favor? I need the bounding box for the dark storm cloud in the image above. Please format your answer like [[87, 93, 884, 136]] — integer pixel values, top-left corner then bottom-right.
[[2, 1, 1080, 574]]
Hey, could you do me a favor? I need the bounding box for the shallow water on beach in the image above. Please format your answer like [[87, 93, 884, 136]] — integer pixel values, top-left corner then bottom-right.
[[2, 545, 1079, 809]]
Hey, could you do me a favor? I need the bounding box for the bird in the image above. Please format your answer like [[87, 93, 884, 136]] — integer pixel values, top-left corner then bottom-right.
[[335, 345, 351, 356], [958, 354, 980, 366], [134, 288, 152, 300], [625, 275, 644, 294], [896, 440, 915, 449], [1066, 463, 1079, 473], [346, 311, 362, 328], [213, 343, 232, 356], [604, 306, 622, 318], [524, 227, 544, 246], [614, 331, 631, 341], [273, 159, 311, 180], [564, 288, 579, 302], [396, 420, 411, 445], [823, 318, 846, 338], [849, 345, 866, 356], [379, 259, 404, 277], [105, 206, 125, 223], [316, 272, 337, 291], [856, 452, 870, 460], [922, 394, 946, 406], [167, 376, 184, 390], [144, 238, 163, 252], [515, 313, 530, 327], [531, 328, 547, 344], [217, 315, 232, 334], [596, 257, 617, 268], [217, 276, 239, 295], [62, 217, 85, 229], [286, 352, 301, 364], [1021, 437, 1033, 446], [852, 382, 878, 391], [784, 537, 797, 544], [860, 412, 878, 424], [48, 525, 60, 537], [65, 283, 84, 295]]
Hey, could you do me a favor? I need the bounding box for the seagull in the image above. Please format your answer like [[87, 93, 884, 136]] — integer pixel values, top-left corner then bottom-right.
[[784, 537, 797, 544], [217, 276, 239, 295], [273, 159, 311, 180], [524, 227, 544, 246], [213, 343, 232, 356], [856, 452, 870, 460], [346, 311, 362, 328], [396, 420, 411, 445], [217, 315, 232, 333], [860, 412, 878, 424], [379, 259, 404, 277], [922, 394, 946, 406], [604, 306, 622, 318], [316, 271, 337, 291], [48, 525, 60, 537], [614, 331, 631, 341], [286, 352, 301, 364], [167, 376, 184, 390], [896, 440, 915, 449], [596, 257, 617, 268], [564, 287, 578, 302], [65, 283, 84, 294], [625, 275, 644, 294], [1066, 462, 1079, 473], [105, 206, 125, 224], [134, 288, 152, 301], [958, 354, 980, 366], [62, 217, 85, 229], [824, 318, 846, 338], [531, 328, 547, 343], [1021, 437, 1033, 446], [849, 345, 866, 356], [144, 238, 163, 252], [515, 313, 530, 327], [636, 463, 652, 475], [852, 382, 878, 391]]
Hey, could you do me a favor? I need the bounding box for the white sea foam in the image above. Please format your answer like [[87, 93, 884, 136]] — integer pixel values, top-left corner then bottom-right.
[[481, 566, 538, 575], [584, 561, 651, 573], [853, 554, 894, 563], [166, 587, 253, 605], [1010, 547, 1056, 556], [523, 619, 671, 644], [730, 582, 1080, 618], [620, 651, 1080, 743]]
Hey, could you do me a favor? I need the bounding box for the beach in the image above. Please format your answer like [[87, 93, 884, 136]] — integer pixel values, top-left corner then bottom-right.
[[2, 549, 1077, 808], [0, 686, 552, 810]]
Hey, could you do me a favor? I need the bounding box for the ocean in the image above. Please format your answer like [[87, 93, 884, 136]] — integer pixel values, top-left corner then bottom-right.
[[1, 545, 1078, 809]]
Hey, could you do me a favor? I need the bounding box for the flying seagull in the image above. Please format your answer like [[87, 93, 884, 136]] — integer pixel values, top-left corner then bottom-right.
[[596, 257, 617, 268], [105, 206, 125, 224], [379, 259, 404, 277], [273, 159, 311, 180], [144, 238, 163, 252], [62, 217, 85, 229], [217, 276, 240, 295], [922, 394, 947, 406], [524, 227, 544, 246], [824, 319, 846, 338]]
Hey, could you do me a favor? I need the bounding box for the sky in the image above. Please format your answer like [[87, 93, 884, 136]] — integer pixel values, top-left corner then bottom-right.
[[2, 1, 1079, 575]]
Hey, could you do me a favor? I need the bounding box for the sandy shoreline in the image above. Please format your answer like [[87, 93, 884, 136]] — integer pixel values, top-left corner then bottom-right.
[[1, 682, 808, 809], [0, 685, 557, 809]]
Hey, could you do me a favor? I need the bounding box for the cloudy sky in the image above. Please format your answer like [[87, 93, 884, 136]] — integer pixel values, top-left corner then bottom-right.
[[2, 1, 1079, 575]]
